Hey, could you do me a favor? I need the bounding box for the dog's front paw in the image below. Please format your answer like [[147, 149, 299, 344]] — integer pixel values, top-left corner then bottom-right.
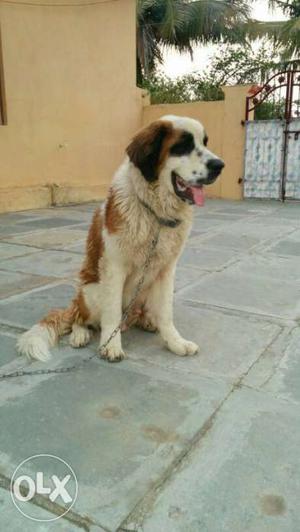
[[99, 344, 125, 363], [167, 338, 199, 357]]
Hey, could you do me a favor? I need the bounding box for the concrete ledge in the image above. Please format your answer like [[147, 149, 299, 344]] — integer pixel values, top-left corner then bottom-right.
[[0, 186, 51, 213], [0, 184, 109, 213], [53, 184, 108, 206]]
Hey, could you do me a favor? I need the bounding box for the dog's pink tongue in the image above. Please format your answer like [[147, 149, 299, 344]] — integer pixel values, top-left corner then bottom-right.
[[190, 186, 205, 206]]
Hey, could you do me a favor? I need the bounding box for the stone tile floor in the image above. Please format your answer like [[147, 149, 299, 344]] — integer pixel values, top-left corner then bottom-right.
[[0, 199, 299, 531]]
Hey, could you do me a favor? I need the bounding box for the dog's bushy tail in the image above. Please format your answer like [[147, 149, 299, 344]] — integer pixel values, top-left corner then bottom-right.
[[17, 303, 78, 362]]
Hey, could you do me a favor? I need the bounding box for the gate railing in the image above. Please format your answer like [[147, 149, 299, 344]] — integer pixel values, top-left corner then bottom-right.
[[244, 70, 300, 201], [245, 70, 300, 122]]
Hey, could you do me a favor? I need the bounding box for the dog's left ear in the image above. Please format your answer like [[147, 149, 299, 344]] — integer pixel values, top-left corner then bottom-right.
[[126, 120, 173, 182]]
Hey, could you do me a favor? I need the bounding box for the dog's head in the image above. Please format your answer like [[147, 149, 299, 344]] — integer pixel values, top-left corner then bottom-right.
[[126, 115, 224, 206]]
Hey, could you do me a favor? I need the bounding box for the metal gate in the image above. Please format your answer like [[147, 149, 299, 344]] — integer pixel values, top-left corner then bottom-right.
[[244, 70, 300, 201]]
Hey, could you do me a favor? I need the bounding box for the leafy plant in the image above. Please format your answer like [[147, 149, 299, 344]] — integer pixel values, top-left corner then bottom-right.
[[140, 41, 287, 105], [254, 99, 287, 119], [141, 75, 191, 103], [140, 73, 225, 104], [195, 40, 283, 85]]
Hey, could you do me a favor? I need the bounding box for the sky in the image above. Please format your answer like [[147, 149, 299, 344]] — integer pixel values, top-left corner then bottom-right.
[[162, 0, 288, 78]]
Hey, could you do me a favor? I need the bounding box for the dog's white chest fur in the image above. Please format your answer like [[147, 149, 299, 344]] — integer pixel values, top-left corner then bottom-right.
[[83, 218, 191, 326]]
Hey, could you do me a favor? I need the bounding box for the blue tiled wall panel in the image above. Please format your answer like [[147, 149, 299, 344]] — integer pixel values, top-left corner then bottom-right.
[[244, 121, 283, 199]]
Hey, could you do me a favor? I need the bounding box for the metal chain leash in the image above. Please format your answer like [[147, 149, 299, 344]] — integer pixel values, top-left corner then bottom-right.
[[0, 230, 160, 382]]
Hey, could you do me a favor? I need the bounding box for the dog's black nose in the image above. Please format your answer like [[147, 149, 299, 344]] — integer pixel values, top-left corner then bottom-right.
[[207, 159, 225, 174]]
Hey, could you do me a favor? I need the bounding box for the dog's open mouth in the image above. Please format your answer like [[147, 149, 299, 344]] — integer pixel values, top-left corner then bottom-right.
[[172, 172, 205, 207]]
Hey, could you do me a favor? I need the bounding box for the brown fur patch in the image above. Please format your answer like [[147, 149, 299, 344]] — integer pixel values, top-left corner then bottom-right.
[[105, 189, 123, 234], [127, 120, 173, 156], [126, 120, 175, 182], [158, 128, 182, 173], [72, 290, 90, 324], [40, 289, 89, 339], [80, 208, 104, 285], [40, 306, 74, 338]]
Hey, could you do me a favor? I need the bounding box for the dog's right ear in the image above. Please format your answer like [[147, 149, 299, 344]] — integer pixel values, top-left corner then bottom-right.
[[126, 120, 173, 182]]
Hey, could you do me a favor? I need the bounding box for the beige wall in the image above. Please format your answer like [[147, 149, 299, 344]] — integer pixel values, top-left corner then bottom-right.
[[0, 1, 250, 213], [0, 0, 142, 212], [142, 85, 250, 200]]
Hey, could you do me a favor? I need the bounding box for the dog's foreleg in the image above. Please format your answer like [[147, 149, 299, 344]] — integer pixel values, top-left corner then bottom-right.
[[148, 264, 199, 357], [98, 259, 126, 362]]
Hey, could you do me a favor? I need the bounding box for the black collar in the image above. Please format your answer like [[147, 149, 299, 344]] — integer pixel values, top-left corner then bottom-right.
[[139, 199, 182, 228]]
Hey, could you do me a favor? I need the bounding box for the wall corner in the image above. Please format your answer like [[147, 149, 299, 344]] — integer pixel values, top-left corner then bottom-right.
[[219, 85, 251, 200]]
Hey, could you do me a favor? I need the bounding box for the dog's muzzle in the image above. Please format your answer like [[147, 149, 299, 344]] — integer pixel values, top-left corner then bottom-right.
[[201, 158, 225, 185], [172, 158, 225, 207]]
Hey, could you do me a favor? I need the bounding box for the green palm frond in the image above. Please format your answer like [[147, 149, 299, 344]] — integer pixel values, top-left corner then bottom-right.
[[158, 0, 186, 41], [137, 0, 252, 78], [244, 16, 300, 58], [279, 17, 300, 56], [137, 0, 300, 82], [255, 2, 300, 56], [268, 0, 300, 18], [242, 20, 285, 40]]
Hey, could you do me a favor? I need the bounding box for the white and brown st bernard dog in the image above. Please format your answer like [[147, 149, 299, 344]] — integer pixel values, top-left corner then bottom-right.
[[18, 115, 224, 363]]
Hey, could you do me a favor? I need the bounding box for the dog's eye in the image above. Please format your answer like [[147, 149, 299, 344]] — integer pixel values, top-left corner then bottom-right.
[[203, 134, 208, 147], [170, 132, 195, 156]]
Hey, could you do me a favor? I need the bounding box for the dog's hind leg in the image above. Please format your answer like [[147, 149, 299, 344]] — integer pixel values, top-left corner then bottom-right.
[[121, 305, 157, 333], [69, 323, 91, 348], [135, 311, 157, 333]]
